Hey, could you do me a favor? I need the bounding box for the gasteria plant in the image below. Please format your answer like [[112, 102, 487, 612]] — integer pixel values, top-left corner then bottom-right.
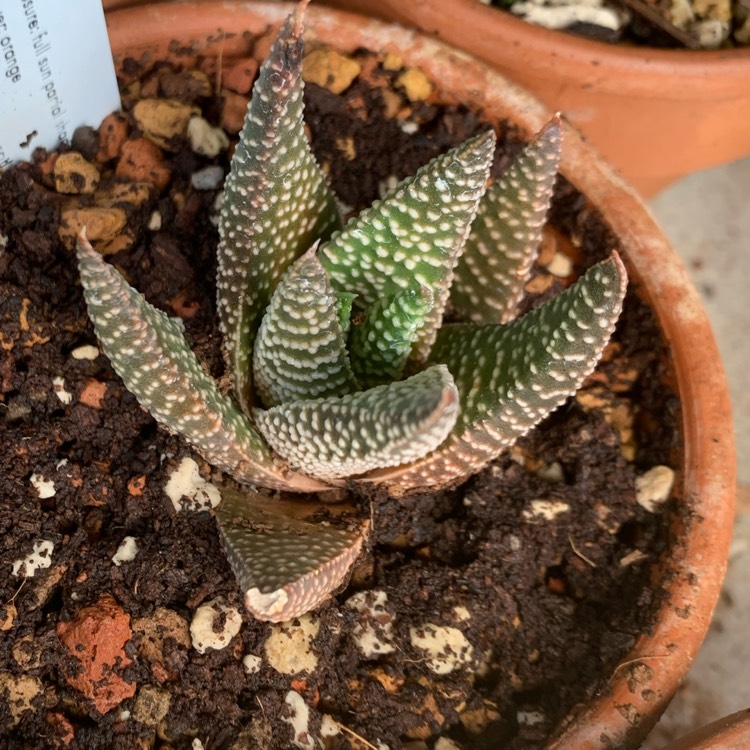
[[76, 2, 627, 623]]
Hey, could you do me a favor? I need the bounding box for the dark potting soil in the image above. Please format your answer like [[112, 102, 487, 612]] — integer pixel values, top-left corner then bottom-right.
[[0, 45, 679, 750]]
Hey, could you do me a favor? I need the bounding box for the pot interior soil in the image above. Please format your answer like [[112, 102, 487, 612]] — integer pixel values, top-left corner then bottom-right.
[[0, 40, 681, 750]]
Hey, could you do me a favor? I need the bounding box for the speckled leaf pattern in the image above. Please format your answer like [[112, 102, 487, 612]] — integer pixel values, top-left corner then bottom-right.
[[349, 287, 434, 387], [254, 364, 459, 480], [253, 248, 358, 407], [216, 487, 363, 623], [76, 235, 328, 493], [451, 118, 562, 324], [216, 6, 340, 412], [319, 131, 496, 364], [364, 255, 628, 494]]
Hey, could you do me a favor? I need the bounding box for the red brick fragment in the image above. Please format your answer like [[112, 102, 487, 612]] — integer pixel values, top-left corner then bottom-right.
[[57, 595, 136, 713]]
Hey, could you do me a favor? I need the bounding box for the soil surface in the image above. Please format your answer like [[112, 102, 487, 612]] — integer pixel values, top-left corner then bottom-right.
[[0, 42, 680, 750]]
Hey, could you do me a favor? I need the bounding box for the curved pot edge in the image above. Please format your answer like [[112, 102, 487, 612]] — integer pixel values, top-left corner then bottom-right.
[[104, 3, 737, 748]]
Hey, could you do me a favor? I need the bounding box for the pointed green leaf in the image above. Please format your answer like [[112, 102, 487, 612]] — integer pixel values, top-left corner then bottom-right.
[[76, 233, 329, 493], [349, 287, 433, 387], [364, 255, 628, 494], [253, 364, 459, 480], [253, 247, 358, 407], [215, 486, 364, 623], [217, 5, 341, 412], [319, 131, 496, 364], [451, 117, 562, 324]]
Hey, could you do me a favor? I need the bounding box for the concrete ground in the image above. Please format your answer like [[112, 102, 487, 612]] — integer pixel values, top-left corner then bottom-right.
[[640, 157, 750, 747]]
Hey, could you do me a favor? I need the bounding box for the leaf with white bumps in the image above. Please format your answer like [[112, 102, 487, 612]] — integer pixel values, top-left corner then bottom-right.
[[364, 255, 628, 494], [76, 233, 328, 493], [349, 287, 434, 387], [254, 364, 459, 480], [253, 247, 358, 407], [215, 486, 364, 623], [319, 131, 495, 364], [451, 117, 562, 324], [217, 4, 340, 412]]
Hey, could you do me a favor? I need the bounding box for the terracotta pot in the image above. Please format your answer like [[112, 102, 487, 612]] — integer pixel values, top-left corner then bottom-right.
[[660, 709, 750, 750], [321, 0, 750, 198], [104, 3, 736, 747]]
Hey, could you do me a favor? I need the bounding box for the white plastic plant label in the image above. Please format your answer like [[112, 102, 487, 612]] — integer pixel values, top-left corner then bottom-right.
[[0, 0, 120, 168]]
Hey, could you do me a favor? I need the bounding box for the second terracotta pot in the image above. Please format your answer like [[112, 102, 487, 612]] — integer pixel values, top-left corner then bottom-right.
[[322, 0, 750, 197]]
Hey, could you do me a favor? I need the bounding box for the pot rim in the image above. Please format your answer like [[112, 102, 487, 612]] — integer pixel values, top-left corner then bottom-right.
[[105, 3, 737, 748]]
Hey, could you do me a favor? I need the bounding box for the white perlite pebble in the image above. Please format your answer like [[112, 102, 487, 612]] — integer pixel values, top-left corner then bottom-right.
[[320, 715, 340, 738], [512, 0, 626, 31], [191, 165, 225, 191], [164, 457, 221, 512], [522, 499, 570, 521], [536, 461, 565, 483], [547, 251, 573, 278], [517, 709, 546, 726], [52, 376, 73, 405], [187, 116, 230, 158], [453, 605, 471, 622], [71, 344, 100, 360], [264, 613, 320, 675], [30, 473, 55, 499], [242, 654, 262, 674], [112, 536, 139, 567], [148, 211, 163, 231], [345, 590, 396, 658], [283, 690, 317, 750], [694, 18, 730, 47], [12, 540, 55, 578], [190, 598, 242, 654], [635, 465, 675, 513], [409, 623, 474, 675], [192, 740, 205, 750]]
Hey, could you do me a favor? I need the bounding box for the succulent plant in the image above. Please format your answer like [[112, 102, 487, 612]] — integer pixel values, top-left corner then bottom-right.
[[75, 3, 627, 623]]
